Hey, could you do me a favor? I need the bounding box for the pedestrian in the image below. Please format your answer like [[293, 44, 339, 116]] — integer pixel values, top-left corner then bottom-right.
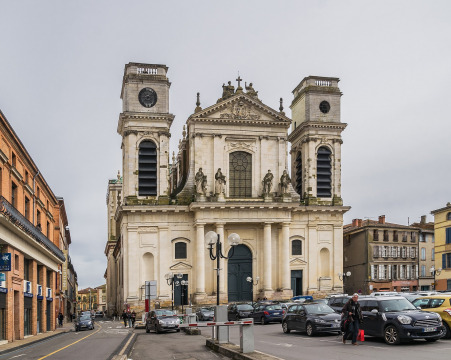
[[58, 312, 64, 327], [122, 309, 128, 327], [131, 310, 136, 327], [127, 310, 133, 328], [113, 310, 117, 322], [342, 293, 363, 345]]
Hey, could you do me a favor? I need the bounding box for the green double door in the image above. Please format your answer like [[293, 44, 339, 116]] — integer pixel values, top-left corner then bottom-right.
[[227, 245, 252, 302]]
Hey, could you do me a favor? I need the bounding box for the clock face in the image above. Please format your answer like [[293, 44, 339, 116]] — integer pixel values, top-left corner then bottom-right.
[[319, 101, 330, 114], [138, 87, 158, 108]]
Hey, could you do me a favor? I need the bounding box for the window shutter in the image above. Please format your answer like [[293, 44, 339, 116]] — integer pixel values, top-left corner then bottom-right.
[[397, 246, 401, 257], [388, 264, 392, 280], [371, 265, 375, 280], [446, 228, 451, 244], [443, 254, 447, 269], [407, 265, 411, 279], [416, 265, 419, 279], [379, 264, 383, 279]]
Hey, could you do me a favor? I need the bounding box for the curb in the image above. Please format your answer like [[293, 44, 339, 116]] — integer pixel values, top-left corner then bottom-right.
[[0, 328, 72, 356], [206, 339, 283, 360]]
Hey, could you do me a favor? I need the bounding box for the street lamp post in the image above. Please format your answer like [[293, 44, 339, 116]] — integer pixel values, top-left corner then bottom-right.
[[246, 276, 259, 306], [338, 271, 351, 293], [165, 273, 183, 311], [205, 231, 242, 305], [430, 266, 442, 290]]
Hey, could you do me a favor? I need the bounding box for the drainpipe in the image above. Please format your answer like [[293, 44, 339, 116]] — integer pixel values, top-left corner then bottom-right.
[[32, 170, 40, 225]]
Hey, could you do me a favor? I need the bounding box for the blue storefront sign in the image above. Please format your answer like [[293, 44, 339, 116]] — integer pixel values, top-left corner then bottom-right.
[[0, 253, 11, 271], [0, 273, 5, 281]]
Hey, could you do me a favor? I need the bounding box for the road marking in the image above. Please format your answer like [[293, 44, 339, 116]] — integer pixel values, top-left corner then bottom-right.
[[37, 324, 102, 360], [9, 355, 26, 359], [118, 333, 135, 356]]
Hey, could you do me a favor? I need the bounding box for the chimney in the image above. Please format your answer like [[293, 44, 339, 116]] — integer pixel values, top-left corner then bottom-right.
[[378, 215, 385, 224], [420, 215, 426, 224], [358, 219, 363, 227], [352, 219, 358, 227]]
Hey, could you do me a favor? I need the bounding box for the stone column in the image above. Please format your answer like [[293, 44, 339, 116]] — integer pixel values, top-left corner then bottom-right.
[[263, 223, 272, 290], [216, 223, 226, 294], [281, 223, 291, 290], [196, 223, 206, 294]]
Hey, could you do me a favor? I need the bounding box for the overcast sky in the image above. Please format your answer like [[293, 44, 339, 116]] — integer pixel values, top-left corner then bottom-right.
[[1, 1, 450, 289]]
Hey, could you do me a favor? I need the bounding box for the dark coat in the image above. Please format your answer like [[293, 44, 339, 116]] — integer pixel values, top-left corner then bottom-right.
[[342, 299, 363, 323]]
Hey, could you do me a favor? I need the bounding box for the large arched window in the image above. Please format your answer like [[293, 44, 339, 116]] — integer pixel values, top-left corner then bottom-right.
[[175, 242, 187, 259], [292, 240, 302, 255], [229, 151, 252, 198], [317, 146, 332, 198], [295, 152, 302, 196], [138, 140, 157, 196]]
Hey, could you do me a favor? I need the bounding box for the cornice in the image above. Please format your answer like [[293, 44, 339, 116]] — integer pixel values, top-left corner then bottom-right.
[[288, 121, 347, 142], [11, 166, 23, 182], [0, 149, 8, 164]]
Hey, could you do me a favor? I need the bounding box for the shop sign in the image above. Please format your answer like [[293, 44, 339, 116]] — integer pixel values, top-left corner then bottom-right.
[[0, 253, 11, 271]]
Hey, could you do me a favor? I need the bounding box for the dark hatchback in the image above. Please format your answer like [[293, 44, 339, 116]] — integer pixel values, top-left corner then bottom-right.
[[251, 303, 284, 325], [282, 302, 341, 336], [327, 296, 350, 313], [359, 296, 446, 345], [75, 314, 94, 331], [196, 306, 215, 321], [145, 309, 181, 333], [228, 303, 254, 321]]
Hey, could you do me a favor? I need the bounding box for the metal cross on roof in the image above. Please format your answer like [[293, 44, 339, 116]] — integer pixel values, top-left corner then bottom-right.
[[236, 75, 242, 88]]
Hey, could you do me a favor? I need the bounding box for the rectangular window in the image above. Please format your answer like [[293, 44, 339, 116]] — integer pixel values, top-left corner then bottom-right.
[[11, 182, 17, 207], [46, 221, 50, 238], [411, 232, 416, 243], [25, 170, 29, 184], [432, 248, 435, 261], [402, 232, 407, 242], [421, 265, 426, 277], [11, 152, 16, 167], [373, 230, 379, 241], [421, 248, 426, 261], [14, 254, 19, 271], [446, 228, 451, 244], [24, 258, 30, 281], [393, 231, 398, 242], [25, 197, 30, 220], [383, 230, 388, 242], [37, 210, 41, 230]]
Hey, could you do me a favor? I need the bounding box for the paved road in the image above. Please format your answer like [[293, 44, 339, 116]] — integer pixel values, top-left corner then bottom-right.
[[228, 322, 451, 360], [0, 320, 130, 360], [130, 328, 228, 360]]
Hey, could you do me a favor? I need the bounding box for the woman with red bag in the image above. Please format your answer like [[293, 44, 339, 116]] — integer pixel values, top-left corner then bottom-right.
[[342, 293, 363, 345]]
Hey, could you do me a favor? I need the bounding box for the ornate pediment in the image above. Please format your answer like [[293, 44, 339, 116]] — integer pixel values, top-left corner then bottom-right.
[[290, 258, 307, 266], [169, 262, 193, 270], [189, 94, 291, 126]]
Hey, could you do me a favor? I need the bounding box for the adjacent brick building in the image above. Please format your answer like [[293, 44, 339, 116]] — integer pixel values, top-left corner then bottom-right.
[[343, 215, 420, 294], [0, 110, 68, 343], [431, 202, 451, 290]]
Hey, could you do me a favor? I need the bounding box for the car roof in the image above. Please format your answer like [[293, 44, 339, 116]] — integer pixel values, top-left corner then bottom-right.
[[413, 294, 451, 299]]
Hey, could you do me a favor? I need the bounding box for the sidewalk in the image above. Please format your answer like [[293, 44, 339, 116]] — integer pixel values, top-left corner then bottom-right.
[[0, 321, 73, 355]]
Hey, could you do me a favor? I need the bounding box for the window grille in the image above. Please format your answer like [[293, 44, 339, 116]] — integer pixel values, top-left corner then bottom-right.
[[175, 242, 187, 259], [292, 240, 302, 255], [295, 152, 302, 196], [138, 141, 157, 196], [316, 147, 331, 197], [229, 152, 252, 198]]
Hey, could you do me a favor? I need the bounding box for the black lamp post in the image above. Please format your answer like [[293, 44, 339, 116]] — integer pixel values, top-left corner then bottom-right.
[[246, 276, 259, 306], [430, 266, 442, 290], [338, 271, 351, 293], [165, 272, 183, 311], [205, 231, 242, 305]]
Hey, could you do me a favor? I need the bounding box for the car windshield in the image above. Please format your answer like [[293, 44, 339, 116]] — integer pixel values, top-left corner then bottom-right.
[[237, 304, 254, 311], [155, 310, 175, 316], [80, 314, 91, 321], [304, 304, 335, 314], [265, 305, 282, 310], [380, 298, 417, 312], [201, 307, 215, 312]]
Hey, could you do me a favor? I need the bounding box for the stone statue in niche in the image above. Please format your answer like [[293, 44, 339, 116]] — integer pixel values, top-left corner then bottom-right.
[[195, 168, 207, 195], [262, 170, 274, 195], [279, 170, 291, 194], [214, 168, 226, 195]]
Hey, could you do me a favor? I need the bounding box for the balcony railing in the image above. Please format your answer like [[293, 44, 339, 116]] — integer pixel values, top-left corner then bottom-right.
[[0, 196, 65, 262]]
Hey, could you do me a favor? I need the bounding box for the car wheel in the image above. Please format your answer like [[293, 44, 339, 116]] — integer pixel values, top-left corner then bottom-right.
[[282, 321, 291, 333], [306, 322, 314, 337], [444, 323, 451, 339], [384, 325, 401, 345], [260, 317, 266, 325]]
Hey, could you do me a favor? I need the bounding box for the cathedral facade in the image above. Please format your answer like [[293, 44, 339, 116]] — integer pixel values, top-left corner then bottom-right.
[[105, 63, 350, 312]]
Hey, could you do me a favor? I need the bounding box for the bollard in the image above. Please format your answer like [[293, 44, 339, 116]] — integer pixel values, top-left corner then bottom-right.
[[214, 305, 229, 344], [239, 321, 254, 353]]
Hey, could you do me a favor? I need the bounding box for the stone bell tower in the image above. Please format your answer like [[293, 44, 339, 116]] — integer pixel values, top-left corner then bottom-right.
[[117, 63, 175, 204], [288, 76, 346, 205]]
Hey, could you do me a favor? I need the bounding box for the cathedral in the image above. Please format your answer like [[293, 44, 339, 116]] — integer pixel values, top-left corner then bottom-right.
[[105, 63, 350, 312]]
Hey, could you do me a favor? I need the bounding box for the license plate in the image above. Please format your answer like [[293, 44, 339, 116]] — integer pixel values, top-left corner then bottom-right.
[[167, 324, 175, 327], [273, 313, 280, 315], [423, 327, 436, 332], [332, 324, 339, 328]]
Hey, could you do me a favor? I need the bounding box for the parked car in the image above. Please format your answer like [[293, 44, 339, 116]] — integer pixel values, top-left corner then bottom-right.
[[279, 302, 296, 312], [359, 296, 445, 345], [412, 295, 451, 339], [369, 291, 400, 297], [95, 311, 104, 318], [145, 309, 180, 333], [196, 306, 215, 321], [250, 303, 284, 325], [398, 292, 424, 303], [75, 314, 94, 331], [327, 295, 350, 313], [227, 303, 254, 321], [282, 302, 341, 336]]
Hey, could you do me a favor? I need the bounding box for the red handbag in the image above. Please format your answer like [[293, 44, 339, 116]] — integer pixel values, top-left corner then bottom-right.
[[357, 329, 365, 341]]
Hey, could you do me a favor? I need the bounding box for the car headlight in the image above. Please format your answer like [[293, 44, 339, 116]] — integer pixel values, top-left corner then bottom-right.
[[159, 320, 164, 324], [397, 315, 412, 324], [314, 318, 326, 323], [175, 318, 180, 324]]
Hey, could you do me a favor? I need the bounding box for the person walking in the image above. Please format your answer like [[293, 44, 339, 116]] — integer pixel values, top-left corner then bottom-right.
[[127, 310, 133, 328], [131, 310, 136, 327], [58, 312, 64, 327], [122, 309, 128, 327], [342, 293, 363, 345]]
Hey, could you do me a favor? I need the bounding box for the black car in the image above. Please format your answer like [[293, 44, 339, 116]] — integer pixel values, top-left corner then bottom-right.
[[145, 309, 181, 333], [75, 314, 94, 331], [250, 303, 284, 325], [282, 302, 341, 336], [196, 306, 215, 321], [327, 296, 350, 313], [359, 296, 446, 345], [228, 303, 254, 321]]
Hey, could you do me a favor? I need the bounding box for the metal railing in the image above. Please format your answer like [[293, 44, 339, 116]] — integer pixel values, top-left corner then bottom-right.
[[0, 196, 66, 262]]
